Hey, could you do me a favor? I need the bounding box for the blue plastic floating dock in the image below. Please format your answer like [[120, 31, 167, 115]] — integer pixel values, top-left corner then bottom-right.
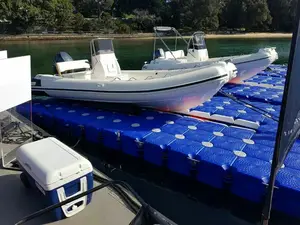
[[244, 75, 285, 88], [239, 65, 287, 89], [16, 64, 300, 219], [189, 95, 278, 129], [17, 91, 300, 219], [222, 84, 284, 105], [265, 64, 288, 77]]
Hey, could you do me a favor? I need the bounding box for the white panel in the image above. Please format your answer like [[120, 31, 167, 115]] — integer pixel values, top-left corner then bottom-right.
[[0, 56, 31, 112], [0, 50, 7, 59]]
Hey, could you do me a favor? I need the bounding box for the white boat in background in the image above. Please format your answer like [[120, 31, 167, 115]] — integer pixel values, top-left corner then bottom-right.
[[32, 38, 237, 113], [0, 50, 7, 59], [142, 27, 279, 84]]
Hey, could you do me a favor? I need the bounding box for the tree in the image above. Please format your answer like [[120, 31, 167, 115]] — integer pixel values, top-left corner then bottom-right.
[[222, 0, 271, 31], [0, 0, 12, 21], [41, 0, 74, 31], [0, 0, 297, 34], [8, 0, 41, 33], [194, 0, 221, 30], [73, 13, 85, 32], [124, 9, 157, 32], [268, 0, 297, 32], [177, 0, 221, 30], [245, 0, 272, 31], [72, 0, 114, 18], [95, 0, 114, 18]]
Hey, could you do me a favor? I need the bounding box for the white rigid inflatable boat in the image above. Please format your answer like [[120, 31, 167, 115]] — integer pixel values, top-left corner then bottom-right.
[[32, 38, 237, 113], [142, 27, 279, 84]]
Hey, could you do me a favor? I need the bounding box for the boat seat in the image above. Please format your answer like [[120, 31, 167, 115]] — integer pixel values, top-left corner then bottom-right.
[[55, 60, 90, 76], [165, 50, 185, 59], [154, 48, 165, 59]]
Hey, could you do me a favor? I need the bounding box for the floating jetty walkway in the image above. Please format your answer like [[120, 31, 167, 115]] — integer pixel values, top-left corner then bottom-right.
[[17, 64, 300, 221]]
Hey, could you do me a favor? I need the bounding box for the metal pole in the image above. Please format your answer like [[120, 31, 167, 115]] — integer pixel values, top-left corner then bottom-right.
[[156, 28, 178, 60], [261, 162, 278, 225], [261, 1, 300, 224], [172, 27, 189, 45], [153, 29, 157, 61]]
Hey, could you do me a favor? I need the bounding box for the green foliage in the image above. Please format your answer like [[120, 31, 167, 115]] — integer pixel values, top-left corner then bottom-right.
[[0, 0, 12, 20], [268, 0, 297, 32], [73, 13, 85, 32], [131, 9, 157, 32], [0, 0, 298, 34], [245, 0, 272, 30], [222, 0, 272, 30], [114, 19, 131, 33], [50, 0, 74, 31], [8, 0, 42, 33]]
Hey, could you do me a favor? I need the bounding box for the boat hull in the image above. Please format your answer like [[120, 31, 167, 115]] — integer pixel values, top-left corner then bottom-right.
[[143, 48, 278, 84], [33, 76, 228, 113]]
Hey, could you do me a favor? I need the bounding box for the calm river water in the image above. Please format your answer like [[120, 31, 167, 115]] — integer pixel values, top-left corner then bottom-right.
[[0, 38, 291, 76]]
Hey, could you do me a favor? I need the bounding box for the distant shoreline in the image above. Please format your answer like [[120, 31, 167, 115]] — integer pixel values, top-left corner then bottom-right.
[[0, 32, 292, 41]]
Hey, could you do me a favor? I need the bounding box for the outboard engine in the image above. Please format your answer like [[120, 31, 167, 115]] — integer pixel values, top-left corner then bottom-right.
[[53, 52, 74, 74], [187, 32, 209, 62]]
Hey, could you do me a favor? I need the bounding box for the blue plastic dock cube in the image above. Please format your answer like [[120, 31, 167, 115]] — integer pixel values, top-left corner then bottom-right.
[[242, 143, 273, 162], [143, 132, 176, 166], [84, 112, 116, 144], [211, 136, 246, 152], [175, 117, 201, 127], [16, 138, 93, 221], [252, 133, 276, 148], [237, 110, 265, 124], [291, 141, 300, 154], [121, 116, 165, 157], [273, 168, 300, 218], [121, 130, 152, 157], [283, 152, 300, 171], [161, 123, 189, 135], [193, 105, 218, 114], [31, 103, 55, 129], [184, 129, 215, 143], [45, 105, 84, 134], [196, 147, 236, 189], [196, 121, 227, 133], [168, 139, 203, 176], [231, 157, 270, 203], [222, 127, 255, 140], [101, 115, 144, 151]]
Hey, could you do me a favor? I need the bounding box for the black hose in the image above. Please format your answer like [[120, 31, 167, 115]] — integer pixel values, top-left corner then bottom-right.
[[15, 179, 149, 225], [15, 181, 114, 225], [11, 104, 175, 225], [93, 174, 140, 214], [14, 171, 177, 225], [3, 124, 140, 216]]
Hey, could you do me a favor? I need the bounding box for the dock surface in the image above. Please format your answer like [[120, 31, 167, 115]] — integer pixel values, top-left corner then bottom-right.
[[11, 65, 300, 224]]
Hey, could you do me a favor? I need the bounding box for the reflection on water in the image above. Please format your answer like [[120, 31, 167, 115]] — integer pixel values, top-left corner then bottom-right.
[[0, 38, 291, 76]]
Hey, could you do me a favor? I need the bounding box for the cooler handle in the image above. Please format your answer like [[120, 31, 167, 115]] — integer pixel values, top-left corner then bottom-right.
[[56, 176, 87, 217]]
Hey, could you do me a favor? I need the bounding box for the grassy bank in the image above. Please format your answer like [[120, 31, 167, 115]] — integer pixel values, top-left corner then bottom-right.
[[0, 32, 292, 41]]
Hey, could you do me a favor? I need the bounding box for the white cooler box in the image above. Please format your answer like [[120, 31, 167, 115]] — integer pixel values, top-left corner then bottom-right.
[[16, 137, 93, 221]]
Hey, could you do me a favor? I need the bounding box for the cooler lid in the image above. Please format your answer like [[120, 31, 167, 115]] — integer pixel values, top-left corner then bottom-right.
[[16, 137, 93, 187]]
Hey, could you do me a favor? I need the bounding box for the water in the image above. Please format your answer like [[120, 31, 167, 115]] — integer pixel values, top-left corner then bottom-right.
[[0, 38, 291, 76]]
